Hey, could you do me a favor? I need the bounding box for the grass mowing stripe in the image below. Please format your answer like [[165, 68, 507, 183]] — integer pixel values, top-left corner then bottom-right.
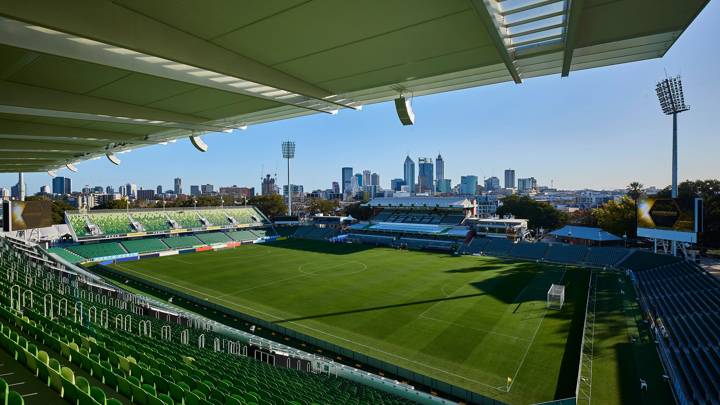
[[108, 239, 588, 404]]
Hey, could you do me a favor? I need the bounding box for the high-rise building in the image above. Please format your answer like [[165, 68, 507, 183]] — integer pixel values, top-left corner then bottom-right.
[[370, 173, 380, 187], [341, 167, 353, 194], [418, 157, 434, 193], [283, 184, 304, 198], [201, 184, 214, 194], [403, 156, 415, 193], [390, 178, 405, 192], [0, 188, 9, 199], [331, 182, 340, 194], [40, 185, 50, 194], [126, 183, 137, 198], [484, 176, 500, 191], [52, 177, 71, 195], [106, 186, 114, 194], [156, 185, 163, 195], [362, 170, 371, 189], [119, 185, 126, 197], [518, 177, 538, 193], [190, 185, 201, 196], [137, 189, 155, 200], [437, 179, 452, 194], [11, 182, 25, 200], [219, 186, 254, 199], [261, 174, 278, 196], [460, 176, 478, 195], [435, 154, 445, 183], [354, 173, 363, 190], [504, 169, 516, 189], [173, 177, 182, 195]]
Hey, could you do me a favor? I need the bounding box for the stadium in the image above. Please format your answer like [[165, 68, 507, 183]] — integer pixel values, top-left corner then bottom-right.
[[0, 1, 716, 405]]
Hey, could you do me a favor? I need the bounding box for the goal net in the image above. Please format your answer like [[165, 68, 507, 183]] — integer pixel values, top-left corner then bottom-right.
[[547, 284, 565, 310]]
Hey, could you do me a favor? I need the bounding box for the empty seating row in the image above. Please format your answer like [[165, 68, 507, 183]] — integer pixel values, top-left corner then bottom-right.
[[66, 243, 127, 259], [194, 232, 232, 245], [0, 237, 414, 405], [120, 239, 169, 254], [634, 261, 720, 403]]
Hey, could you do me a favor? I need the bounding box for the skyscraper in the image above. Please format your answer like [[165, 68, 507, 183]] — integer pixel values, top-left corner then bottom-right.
[[504, 169, 516, 189], [518, 177, 538, 193], [190, 185, 201, 196], [261, 174, 277, 195], [52, 177, 71, 195], [126, 183, 138, 198], [370, 173, 380, 187], [156, 185, 163, 195], [354, 173, 363, 189], [331, 182, 340, 194], [341, 167, 353, 194], [362, 170, 371, 189], [173, 177, 182, 195], [403, 156, 415, 193], [390, 178, 405, 191], [484, 176, 500, 191], [435, 154, 444, 183], [460, 176, 478, 195], [418, 157, 434, 193]]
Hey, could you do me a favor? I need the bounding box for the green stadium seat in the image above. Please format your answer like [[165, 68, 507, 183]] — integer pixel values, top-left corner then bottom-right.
[[121, 238, 168, 254]]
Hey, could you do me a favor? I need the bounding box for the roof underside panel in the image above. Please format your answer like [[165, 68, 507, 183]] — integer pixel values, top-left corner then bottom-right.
[[0, 0, 709, 172]]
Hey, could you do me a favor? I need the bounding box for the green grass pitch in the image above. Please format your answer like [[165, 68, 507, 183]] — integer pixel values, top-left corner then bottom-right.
[[108, 239, 590, 404]]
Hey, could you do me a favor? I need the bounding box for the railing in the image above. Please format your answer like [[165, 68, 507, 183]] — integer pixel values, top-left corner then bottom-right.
[[575, 270, 596, 405]]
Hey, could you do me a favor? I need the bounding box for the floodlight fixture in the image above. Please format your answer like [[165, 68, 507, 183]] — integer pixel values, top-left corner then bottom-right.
[[282, 140, 296, 159], [47, 170, 57, 177], [282, 141, 296, 216], [66, 163, 78, 172], [655, 75, 690, 198]]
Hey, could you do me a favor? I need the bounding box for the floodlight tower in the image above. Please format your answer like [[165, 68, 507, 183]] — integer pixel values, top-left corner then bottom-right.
[[655, 75, 690, 198], [282, 141, 296, 216]]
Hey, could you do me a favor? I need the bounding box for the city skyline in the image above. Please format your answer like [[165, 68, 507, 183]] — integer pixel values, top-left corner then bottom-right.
[[0, 1, 718, 195]]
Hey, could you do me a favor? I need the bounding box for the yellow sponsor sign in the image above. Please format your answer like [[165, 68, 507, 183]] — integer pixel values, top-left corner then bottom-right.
[[126, 232, 146, 237], [206, 226, 221, 231]]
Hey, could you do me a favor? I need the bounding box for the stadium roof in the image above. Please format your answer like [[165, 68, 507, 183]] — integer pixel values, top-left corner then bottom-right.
[[0, 0, 709, 172], [366, 196, 474, 208], [550, 225, 621, 241]]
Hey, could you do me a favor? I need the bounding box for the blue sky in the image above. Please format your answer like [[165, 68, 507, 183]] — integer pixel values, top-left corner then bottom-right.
[[3, 2, 719, 194]]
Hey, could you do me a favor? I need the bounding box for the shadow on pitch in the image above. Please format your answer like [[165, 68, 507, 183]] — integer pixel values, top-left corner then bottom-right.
[[272, 292, 486, 324], [262, 239, 374, 255]]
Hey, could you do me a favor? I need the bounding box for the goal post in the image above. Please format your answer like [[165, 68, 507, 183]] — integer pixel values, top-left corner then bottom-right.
[[547, 284, 565, 310]]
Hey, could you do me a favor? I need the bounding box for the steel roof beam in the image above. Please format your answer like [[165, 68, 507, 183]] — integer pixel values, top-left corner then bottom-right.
[[469, 0, 522, 84], [0, 81, 230, 132], [562, 0, 585, 76], [0, 118, 147, 143]]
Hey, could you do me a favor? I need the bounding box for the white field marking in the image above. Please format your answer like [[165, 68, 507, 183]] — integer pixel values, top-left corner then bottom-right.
[[0, 372, 14, 376], [114, 264, 508, 391], [419, 314, 532, 342], [297, 261, 368, 276], [215, 261, 368, 298], [21, 393, 38, 398], [9, 382, 25, 387], [506, 268, 568, 393]]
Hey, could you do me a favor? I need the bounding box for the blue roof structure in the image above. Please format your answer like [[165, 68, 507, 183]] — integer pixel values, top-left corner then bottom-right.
[[549, 226, 621, 242]]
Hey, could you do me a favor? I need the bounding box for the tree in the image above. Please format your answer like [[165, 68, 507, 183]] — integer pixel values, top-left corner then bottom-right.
[[342, 202, 372, 221], [94, 199, 130, 210], [247, 194, 287, 219], [568, 209, 597, 227], [626, 181, 644, 235], [307, 198, 339, 215], [496, 195, 568, 230], [593, 196, 635, 238]]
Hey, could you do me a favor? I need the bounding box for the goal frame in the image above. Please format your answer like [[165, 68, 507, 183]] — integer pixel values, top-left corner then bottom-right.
[[547, 284, 565, 310]]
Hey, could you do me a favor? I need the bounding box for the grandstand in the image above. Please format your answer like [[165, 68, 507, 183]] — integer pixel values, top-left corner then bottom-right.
[[120, 238, 169, 254], [65, 206, 269, 242], [632, 260, 720, 404], [0, 237, 423, 405], [292, 226, 340, 241], [161, 235, 203, 250], [66, 242, 127, 259], [195, 232, 232, 245]]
